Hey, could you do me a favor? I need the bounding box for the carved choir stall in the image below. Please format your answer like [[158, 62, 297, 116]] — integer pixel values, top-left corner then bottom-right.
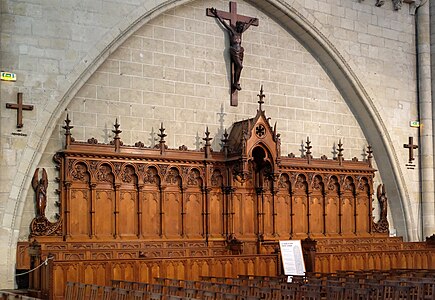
[[17, 88, 434, 299]]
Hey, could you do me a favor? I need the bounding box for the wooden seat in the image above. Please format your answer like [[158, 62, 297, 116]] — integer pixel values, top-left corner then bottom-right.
[[239, 296, 261, 300], [183, 288, 199, 298], [281, 288, 299, 300], [149, 284, 164, 293], [198, 281, 214, 291], [111, 280, 122, 288], [148, 292, 163, 300], [101, 286, 113, 300], [131, 290, 147, 300], [300, 284, 322, 300], [113, 288, 129, 300], [366, 283, 384, 300], [353, 287, 372, 300], [201, 290, 217, 300], [88, 284, 100, 300], [383, 281, 414, 300], [166, 296, 183, 300], [183, 280, 197, 289], [343, 282, 359, 299], [167, 285, 181, 296], [64, 281, 76, 300], [326, 285, 345, 300], [221, 292, 238, 300]]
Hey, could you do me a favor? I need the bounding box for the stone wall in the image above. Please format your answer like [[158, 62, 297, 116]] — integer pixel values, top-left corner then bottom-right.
[[0, 0, 430, 288]]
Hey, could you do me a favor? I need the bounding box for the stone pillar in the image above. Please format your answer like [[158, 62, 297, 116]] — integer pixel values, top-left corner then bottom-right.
[[419, 1, 435, 240]]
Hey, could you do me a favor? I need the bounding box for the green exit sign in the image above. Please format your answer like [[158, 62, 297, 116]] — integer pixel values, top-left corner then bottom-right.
[[1, 71, 16, 81], [410, 121, 420, 128]]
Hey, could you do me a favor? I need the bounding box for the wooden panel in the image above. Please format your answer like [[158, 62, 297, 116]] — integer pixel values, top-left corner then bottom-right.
[[341, 197, 354, 234], [209, 191, 223, 237], [276, 194, 290, 238], [242, 193, 255, 237], [165, 192, 182, 237], [95, 190, 114, 238], [47, 255, 278, 299], [325, 176, 340, 236], [70, 189, 89, 237], [185, 192, 202, 238], [119, 190, 137, 237], [142, 190, 159, 237], [310, 195, 323, 235]]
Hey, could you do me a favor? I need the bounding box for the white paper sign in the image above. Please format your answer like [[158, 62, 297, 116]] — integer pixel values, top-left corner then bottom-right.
[[279, 240, 306, 276]]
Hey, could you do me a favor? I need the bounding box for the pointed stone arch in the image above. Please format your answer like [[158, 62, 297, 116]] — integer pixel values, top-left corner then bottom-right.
[[6, 0, 413, 286]]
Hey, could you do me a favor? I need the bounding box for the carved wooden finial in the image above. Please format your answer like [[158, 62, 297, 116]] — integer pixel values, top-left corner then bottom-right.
[[257, 85, 266, 111], [305, 136, 312, 163], [63, 113, 74, 148], [203, 126, 213, 158], [337, 139, 344, 165], [366, 144, 373, 167], [112, 118, 122, 152], [221, 128, 229, 157], [158, 122, 167, 154]]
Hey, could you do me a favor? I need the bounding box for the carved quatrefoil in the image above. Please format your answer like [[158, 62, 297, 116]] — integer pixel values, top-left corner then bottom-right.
[[255, 124, 266, 138]]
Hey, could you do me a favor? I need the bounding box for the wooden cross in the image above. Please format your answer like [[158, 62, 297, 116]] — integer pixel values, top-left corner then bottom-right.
[[404, 136, 418, 164], [207, 2, 259, 29], [207, 2, 259, 106], [6, 93, 34, 129]]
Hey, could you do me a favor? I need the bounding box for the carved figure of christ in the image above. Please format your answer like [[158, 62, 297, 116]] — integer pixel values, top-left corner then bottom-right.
[[207, 2, 258, 106]]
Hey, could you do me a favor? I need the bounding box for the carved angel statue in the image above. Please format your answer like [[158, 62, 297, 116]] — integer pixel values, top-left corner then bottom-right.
[[32, 168, 48, 218], [373, 183, 389, 234], [377, 183, 388, 221]]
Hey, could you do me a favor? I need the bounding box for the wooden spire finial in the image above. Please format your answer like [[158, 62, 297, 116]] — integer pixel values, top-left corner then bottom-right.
[[366, 144, 373, 167], [203, 126, 213, 158], [221, 128, 229, 157], [257, 85, 265, 111], [305, 136, 312, 163], [337, 139, 344, 165], [112, 118, 122, 152], [158, 123, 167, 155], [63, 113, 74, 148]]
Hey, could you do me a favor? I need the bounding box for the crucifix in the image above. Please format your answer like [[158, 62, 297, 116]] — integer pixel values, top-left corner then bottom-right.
[[6, 92, 34, 129], [207, 2, 259, 106], [404, 136, 418, 165]]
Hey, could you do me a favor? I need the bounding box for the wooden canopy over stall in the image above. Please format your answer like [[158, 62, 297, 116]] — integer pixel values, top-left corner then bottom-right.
[[17, 90, 434, 299]]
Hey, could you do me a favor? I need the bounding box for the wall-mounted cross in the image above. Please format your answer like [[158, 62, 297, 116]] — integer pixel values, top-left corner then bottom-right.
[[207, 2, 258, 106], [6, 92, 34, 129], [403, 136, 418, 164]]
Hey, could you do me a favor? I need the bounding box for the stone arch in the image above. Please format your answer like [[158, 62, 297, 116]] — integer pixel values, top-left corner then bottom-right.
[[6, 0, 413, 285]]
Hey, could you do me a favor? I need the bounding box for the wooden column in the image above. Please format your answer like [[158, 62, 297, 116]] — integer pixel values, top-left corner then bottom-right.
[[137, 184, 144, 238], [338, 189, 343, 236], [307, 187, 312, 237], [322, 188, 327, 236], [368, 182, 374, 234], [114, 183, 121, 238], [271, 188, 277, 237], [203, 187, 211, 242], [353, 190, 358, 235], [90, 182, 97, 238], [64, 181, 72, 240], [181, 186, 186, 238], [289, 183, 294, 238], [159, 185, 166, 237]]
